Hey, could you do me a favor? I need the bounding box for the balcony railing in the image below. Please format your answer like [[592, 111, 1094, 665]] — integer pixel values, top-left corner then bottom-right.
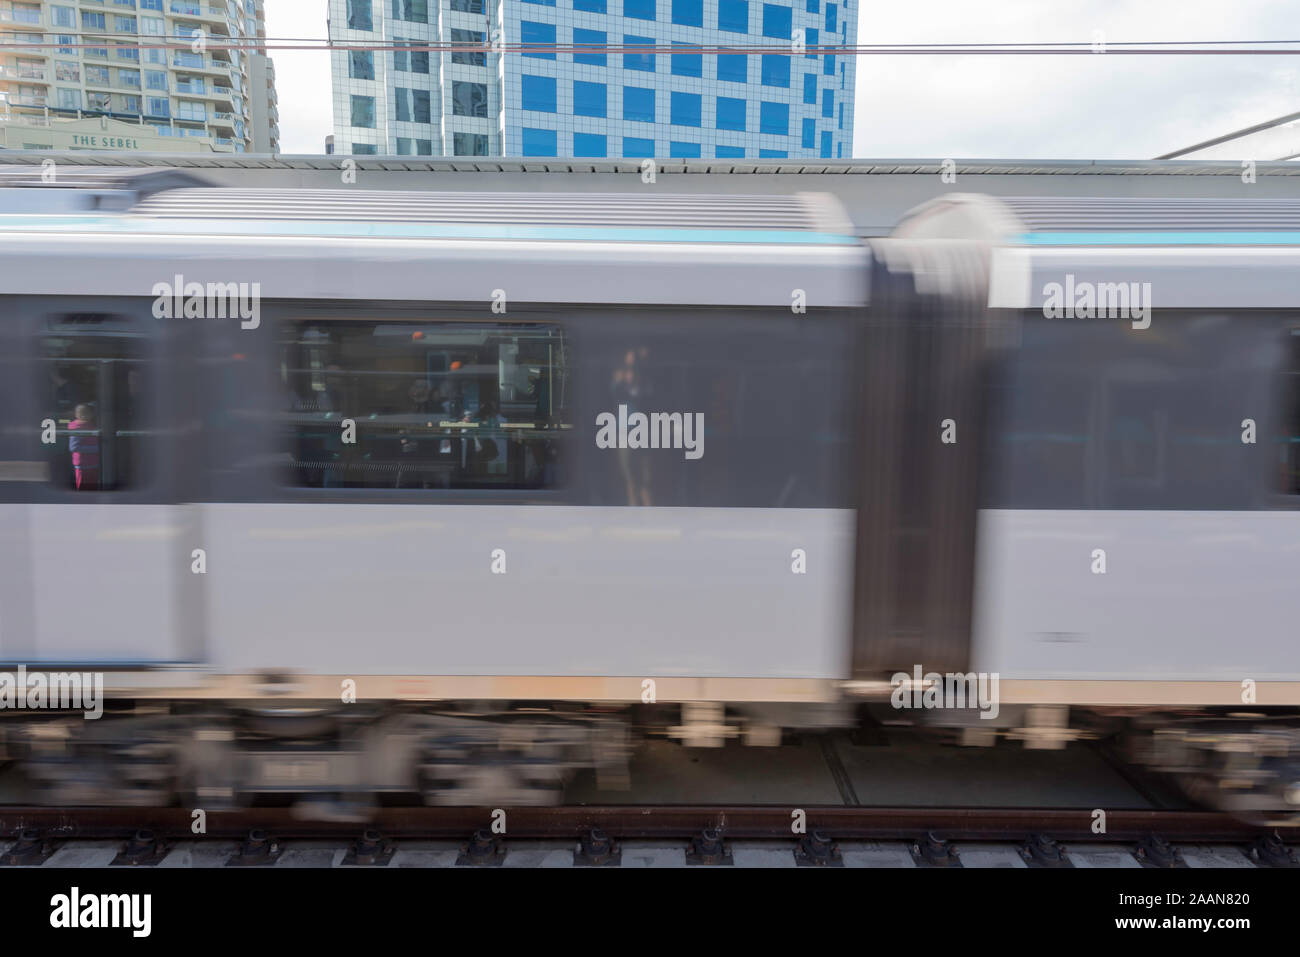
[[0, 9, 42, 25], [0, 64, 47, 81]]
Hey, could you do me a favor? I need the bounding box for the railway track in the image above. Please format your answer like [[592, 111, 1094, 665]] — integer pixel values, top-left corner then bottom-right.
[[0, 805, 1294, 868]]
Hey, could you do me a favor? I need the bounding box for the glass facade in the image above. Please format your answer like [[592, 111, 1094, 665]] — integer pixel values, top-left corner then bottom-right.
[[329, 0, 855, 158]]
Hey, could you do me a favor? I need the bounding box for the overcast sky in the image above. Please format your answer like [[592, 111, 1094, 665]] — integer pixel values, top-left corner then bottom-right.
[[264, 0, 1300, 158]]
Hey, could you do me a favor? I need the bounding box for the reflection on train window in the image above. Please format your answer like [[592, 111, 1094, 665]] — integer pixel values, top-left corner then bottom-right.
[[39, 315, 149, 491], [279, 321, 570, 490], [985, 313, 1284, 509]]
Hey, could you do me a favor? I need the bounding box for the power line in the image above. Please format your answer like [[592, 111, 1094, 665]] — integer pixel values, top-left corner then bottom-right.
[[4, 36, 1300, 54]]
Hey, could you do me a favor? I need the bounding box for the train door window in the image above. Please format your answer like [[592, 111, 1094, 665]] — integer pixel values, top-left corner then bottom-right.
[[1281, 327, 1300, 496], [38, 314, 151, 491], [278, 319, 570, 490]]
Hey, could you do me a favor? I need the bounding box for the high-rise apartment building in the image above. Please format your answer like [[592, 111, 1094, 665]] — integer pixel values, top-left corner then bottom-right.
[[330, 0, 855, 159], [0, 0, 279, 153]]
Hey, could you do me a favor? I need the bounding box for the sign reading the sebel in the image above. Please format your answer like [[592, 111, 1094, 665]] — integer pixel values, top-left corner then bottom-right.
[[69, 134, 141, 149]]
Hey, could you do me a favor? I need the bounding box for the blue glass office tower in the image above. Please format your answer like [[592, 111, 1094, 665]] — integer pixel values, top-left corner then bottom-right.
[[331, 0, 855, 159]]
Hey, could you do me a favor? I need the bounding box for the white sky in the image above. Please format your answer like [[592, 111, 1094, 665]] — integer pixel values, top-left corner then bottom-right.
[[263, 0, 1300, 158]]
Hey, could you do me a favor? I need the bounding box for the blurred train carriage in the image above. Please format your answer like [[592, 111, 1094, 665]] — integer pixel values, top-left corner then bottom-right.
[[0, 169, 1296, 821]]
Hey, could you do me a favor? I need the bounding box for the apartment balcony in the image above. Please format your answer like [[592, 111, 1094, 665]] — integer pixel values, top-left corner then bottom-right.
[[0, 107, 48, 124], [209, 109, 235, 131], [0, 9, 42, 28], [168, 1, 228, 24], [0, 64, 48, 83], [171, 55, 231, 77], [211, 136, 235, 152], [5, 93, 46, 107]]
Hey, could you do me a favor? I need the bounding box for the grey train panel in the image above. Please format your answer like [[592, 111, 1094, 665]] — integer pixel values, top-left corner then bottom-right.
[[0, 230, 870, 309], [202, 504, 855, 679], [972, 509, 1300, 681], [0, 504, 197, 664], [990, 247, 1300, 311], [997, 196, 1300, 232]]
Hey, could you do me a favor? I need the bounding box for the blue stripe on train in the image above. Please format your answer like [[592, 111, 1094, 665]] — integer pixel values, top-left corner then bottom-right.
[[1020, 231, 1300, 246], [0, 214, 857, 245]]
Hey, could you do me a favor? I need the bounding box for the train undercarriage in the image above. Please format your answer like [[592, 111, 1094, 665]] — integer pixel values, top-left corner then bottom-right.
[[1, 701, 1297, 827]]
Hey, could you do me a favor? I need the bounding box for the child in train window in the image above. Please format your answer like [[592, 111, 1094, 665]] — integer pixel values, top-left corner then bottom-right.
[[69, 403, 100, 491]]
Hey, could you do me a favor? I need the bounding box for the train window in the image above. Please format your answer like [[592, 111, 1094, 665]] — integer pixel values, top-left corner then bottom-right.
[[278, 320, 570, 490], [1282, 328, 1300, 496], [38, 315, 150, 491], [984, 312, 1285, 509]]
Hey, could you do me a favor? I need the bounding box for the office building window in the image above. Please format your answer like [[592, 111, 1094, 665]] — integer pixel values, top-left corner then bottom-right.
[[346, 0, 372, 30], [717, 52, 746, 83], [453, 132, 489, 155], [801, 117, 815, 149], [670, 90, 701, 127], [622, 136, 654, 157], [805, 27, 818, 58], [761, 2, 790, 38], [573, 132, 607, 157], [573, 28, 606, 66], [623, 85, 654, 122], [395, 136, 433, 154], [820, 130, 831, 158], [803, 72, 816, 104], [521, 127, 557, 155], [573, 80, 606, 118], [671, 0, 702, 26], [349, 50, 373, 80], [394, 87, 432, 123], [759, 148, 787, 157], [760, 53, 788, 87], [574, 0, 605, 10], [520, 74, 556, 112], [822, 87, 833, 117], [669, 141, 700, 158], [391, 0, 428, 22], [623, 35, 655, 72], [624, 0, 655, 19], [452, 81, 488, 117], [759, 100, 787, 134], [352, 143, 378, 154], [718, 0, 747, 32], [350, 94, 376, 128], [521, 20, 556, 60], [451, 29, 486, 67], [715, 144, 745, 157], [715, 96, 745, 131], [671, 43, 702, 78]]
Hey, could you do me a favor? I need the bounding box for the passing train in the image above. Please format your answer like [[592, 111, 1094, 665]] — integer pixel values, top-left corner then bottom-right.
[[0, 169, 1297, 821]]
